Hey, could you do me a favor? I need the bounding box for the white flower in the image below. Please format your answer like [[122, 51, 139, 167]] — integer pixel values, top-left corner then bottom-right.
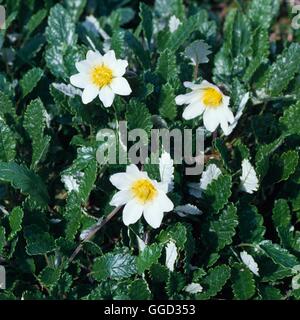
[[240, 159, 259, 194], [159, 150, 174, 193], [174, 204, 202, 217], [240, 251, 259, 276], [184, 283, 203, 294], [188, 163, 221, 198], [70, 49, 132, 106], [165, 241, 177, 271], [175, 80, 234, 135], [109, 164, 174, 229], [169, 15, 182, 33]]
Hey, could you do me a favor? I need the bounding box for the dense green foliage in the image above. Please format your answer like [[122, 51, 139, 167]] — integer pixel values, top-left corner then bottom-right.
[[0, 0, 300, 300]]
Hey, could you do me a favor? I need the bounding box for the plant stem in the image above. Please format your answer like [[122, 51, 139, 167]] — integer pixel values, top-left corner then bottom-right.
[[193, 63, 199, 81], [69, 205, 123, 263]]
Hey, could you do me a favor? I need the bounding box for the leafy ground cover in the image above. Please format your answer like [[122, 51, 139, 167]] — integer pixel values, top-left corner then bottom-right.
[[0, 0, 300, 300]]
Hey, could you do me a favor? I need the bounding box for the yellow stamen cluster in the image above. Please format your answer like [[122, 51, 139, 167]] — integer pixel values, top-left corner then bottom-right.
[[202, 88, 223, 108], [91, 65, 113, 88], [131, 179, 158, 203]]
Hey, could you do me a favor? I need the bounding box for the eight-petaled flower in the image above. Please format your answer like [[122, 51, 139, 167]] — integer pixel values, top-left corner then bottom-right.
[[109, 164, 174, 229], [70, 50, 132, 106], [175, 80, 234, 135]]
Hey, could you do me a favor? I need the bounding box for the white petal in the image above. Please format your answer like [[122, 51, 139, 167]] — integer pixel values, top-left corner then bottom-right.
[[103, 50, 117, 69], [240, 251, 259, 276], [240, 159, 259, 194], [184, 283, 203, 294], [109, 172, 134, 190], [82, 85, 99, 104], [156, 191, 174, 212], [75, 60, 91, 73], [122, 199, 144, 226], [99, 86, 115, 107], [143, 202, 164, 229], [70, 73, 89, 89], [110, 77, 132, 96], [165, 241, 177, 271], [86, 50, 103, 64], [203, 108, 220, 132], [175, 91, 199, 105], [110, 189, 132, 206], [182, 103, 205, 120], [220, 119, 230, 136], [200, 164, 222, 190], [113, 59, 128, 77], [126, 164, 147, 179], [159, 151, 174, 192]]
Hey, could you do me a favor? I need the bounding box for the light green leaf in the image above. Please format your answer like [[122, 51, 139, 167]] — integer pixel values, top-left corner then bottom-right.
[[184, 40, 212, 65], [0, 118, 16, 162], [25, 9, 47, 38], [257, 43, 300, 97], [197, 265, 231, 300], [38, 267, 61, 289], [8, 207, 24, 241], [232, 263, 256, 300], [204, 175, 232, 213], [0, 162, 49, 206], [139, 2, 153, 46], [129, 279, 151, 300], [259, 240, 299, 269], [92, 252, 137, 281], [280, 101, 300, 137], [156, 49, 178, 83], [137, 243, 163, 274], [159, 83, 177, 121], [20, 68, 43, 98], [24, 225, 55, 256], [23, 99, 51, 170], [204, 203, 238, 251]]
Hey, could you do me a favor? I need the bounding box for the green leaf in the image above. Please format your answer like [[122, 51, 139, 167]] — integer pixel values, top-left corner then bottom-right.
[[64, 192, 82, 241], [24, 225, 55, 256], [204, 175, 232, 213], [129, 279, 151, 300], [45, 4, 77, 48], [197, 265, 231, 300], [139, 3, 153, 46], [0, 118, 16, 162], [156, 49, 178, 83], [259, 285, 283, 300], [166, 272, 185, 297], [111, 30, 125, 57], [63, 0, 87, 21], [214, 138, 231, 169], [126, 99, 153, 134], [20, 68, 43, 98], [25, 9, 47, 38], [184, 40, 212, 65], [150, 263, 169, 283], [124, 31, 150, 69], [204, 204, 238, 251], [0, 91, 16, 120], [248, 0, 280, 30], [232, 263, 256, 300], [237, 201, 265, 243], [8, 207, 24, 241], [92, 252, 137, 281], [279, 151, 299, 182], [136, 243, 163, 274], [78, 159, 97, 203], [159, 83, 177, 121], [280, 102, 300, 137], [38, 266, 61, 289], [257, 43, 300, 97], [243, 27, 269, 83], [164, 11, 208, 53], [259, 240, 299, 269], [23, 99, 51, 170], [0, 162, 49, 206], [157, 222, 187, 250]]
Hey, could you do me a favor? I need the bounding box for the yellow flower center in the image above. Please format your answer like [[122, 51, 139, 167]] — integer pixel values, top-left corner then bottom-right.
[[131, 179, 158, 203], [202, 88, 223, 108], [91, 65, 113, 88]]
